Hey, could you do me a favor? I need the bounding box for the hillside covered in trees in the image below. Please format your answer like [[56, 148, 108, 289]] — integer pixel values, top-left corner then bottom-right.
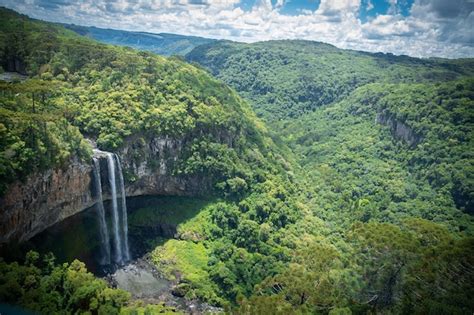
[[187, 40, 473, 121], [186, 40, 474, 312], [0, 7, 473, 315], [187, 40, 474, 229]]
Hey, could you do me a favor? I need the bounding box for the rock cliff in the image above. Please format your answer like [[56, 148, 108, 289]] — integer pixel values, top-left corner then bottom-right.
[[0, 135, 209, 243], [0, 158, 94, 243], [376, 111, 422, 147], [117, 136, 209, 198]]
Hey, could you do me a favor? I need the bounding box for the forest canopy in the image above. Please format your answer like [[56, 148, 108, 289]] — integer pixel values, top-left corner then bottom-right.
[[0, 6, 473, 315]]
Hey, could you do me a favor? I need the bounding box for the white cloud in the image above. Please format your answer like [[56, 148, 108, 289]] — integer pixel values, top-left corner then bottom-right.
[[1, 0, 473, 58], [316, 0, 360, 15]]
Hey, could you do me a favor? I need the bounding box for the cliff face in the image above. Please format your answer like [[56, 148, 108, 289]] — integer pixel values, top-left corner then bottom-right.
[[0, 158, 94, 243], [0, 135, 208, 243], [117, 136, 209, 198], [376, 111, 422, 147]]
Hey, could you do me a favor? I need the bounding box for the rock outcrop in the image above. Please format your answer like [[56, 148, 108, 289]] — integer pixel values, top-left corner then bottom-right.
[[117, 136, 209, 198], [0, 135, 209, 243], [0, 158, 94, 243], [376, 111, 422, 147]]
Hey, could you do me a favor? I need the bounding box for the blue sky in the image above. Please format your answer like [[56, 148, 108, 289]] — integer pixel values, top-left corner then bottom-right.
[[272, 0, 414, 19], [1, 0, 473, 58], [195, 0, 414, 17]]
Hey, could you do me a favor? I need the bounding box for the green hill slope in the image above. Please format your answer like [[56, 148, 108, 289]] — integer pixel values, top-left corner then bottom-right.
[[186, 40, 474, 312], [1, 7, 473, 315], [285, 80, 474, 226], [0, 7, 289, 195], [0, 8, 302, 311], [187, 39, 474, 224], [187, 40, 474, 120]]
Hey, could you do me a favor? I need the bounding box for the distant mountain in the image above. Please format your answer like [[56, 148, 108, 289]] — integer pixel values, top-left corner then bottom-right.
[[62, 24, 216, 56], [187, 40, 474, 120]]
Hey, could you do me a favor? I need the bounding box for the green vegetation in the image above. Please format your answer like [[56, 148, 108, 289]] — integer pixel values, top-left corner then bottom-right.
[[237, 219, 474, 314], [1, 7, 474, 315], [0, 7, 290, 199], [152, 239, 222, 304], [187, 40, 473, 121], [126, 194, 302, 308], [0, 251, 161, 314], [187, 39, 474, 227], [0, 78, 92, 193], [283, 79, 474, 230], [0, 7, 301, 313], [187, 39, 474, 313]]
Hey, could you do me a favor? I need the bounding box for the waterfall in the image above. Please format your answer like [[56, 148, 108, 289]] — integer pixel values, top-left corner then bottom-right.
[[92, 150, 130, 266], [115, 154, 130, 261], [106, 153, 123, 264], [92, 158, 111, 265]]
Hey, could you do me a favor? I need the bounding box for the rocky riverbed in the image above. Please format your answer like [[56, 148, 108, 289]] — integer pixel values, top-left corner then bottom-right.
[[106, 255, 222, 314]]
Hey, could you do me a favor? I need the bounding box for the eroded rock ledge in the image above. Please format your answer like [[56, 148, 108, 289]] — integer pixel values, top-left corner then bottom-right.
[[376, 111, 422, 147]]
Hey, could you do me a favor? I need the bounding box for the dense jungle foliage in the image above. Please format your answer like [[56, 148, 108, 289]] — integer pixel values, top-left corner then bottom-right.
[[282, 80, 474, 227], [187, 40, 474, 221], [187, 40, 474, 312], [1, 7, 473, 315], [187, 40, 474, 121], [0, 7, 289, 197], [0, 7, 300, 313], [0, 251, 178, 314], [186, 40, 474, 227]]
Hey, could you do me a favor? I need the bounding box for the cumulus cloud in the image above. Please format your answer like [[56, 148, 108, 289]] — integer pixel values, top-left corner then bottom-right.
[[1, 0, 473, 58], [317, 0, 360, 16]]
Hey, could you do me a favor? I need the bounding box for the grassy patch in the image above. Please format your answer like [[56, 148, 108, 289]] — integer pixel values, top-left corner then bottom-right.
[[176, 204, 214, 241], [152, 239, 208, 282], [151, 239, 223, 305], [132, 197, 225, 304]]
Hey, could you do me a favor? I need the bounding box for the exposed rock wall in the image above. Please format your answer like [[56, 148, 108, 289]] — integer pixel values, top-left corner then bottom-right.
[[376, 111, 422, 147], [0, 135, 209, 243], [0, 158, 94, 243], [117, 136, 209, 198]]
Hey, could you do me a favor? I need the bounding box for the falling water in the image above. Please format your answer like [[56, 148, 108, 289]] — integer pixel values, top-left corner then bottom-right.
[[92, 158, 111, 265], [106, 153, 123, 264], [115, 154, 130, 261], [92, 150, 130, 266]]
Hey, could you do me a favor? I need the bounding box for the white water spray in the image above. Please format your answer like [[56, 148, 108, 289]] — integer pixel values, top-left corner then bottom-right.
[[92, 150, 131, 266], [92, 158, 111, 265], [115, 154, 130, 261], [106, 153, 123, 264]]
